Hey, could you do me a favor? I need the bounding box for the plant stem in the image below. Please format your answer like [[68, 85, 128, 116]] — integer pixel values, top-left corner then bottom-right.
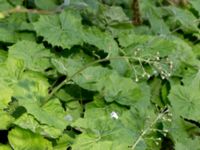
[[42, 55, 163, 106], [42, 57, 109, 105], [2, 6, 55, 15], [131, 109, 168, 149]]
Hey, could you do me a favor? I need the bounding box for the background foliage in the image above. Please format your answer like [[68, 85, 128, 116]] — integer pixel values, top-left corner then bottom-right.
[[0, 0, 200, 149]]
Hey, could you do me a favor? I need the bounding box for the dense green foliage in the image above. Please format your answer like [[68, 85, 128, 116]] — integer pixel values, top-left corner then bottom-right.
[[0, 0, 200, 149]]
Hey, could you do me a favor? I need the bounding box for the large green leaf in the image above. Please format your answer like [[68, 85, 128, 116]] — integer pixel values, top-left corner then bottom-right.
[[34, 10, 119, 56], [163, 116, 200, 150], [72, 105, 133, 150], [14, 113, 62, 138], [97, 71, 142, 105], [52, 57, 142, 105], [119, 33, 175, 56], [16, 98, 67, 130], [169, 71, 200, 120], [0, 12, 34, 43], [13, 72, 67, 130], [72, 102, 160, 150], [165, 6, 200, 33], [51, 57, 85, 76], [8, 40, 54, 72], [120, 107, 160, 150], [34, 10, 84, 49], [8, 127, 53, 150]]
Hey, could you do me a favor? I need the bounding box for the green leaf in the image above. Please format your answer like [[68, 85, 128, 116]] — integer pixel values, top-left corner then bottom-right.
[[0, 111, 14, 130], [21, 98, 66, 129], [0, 13, 34, 43], [98, 71, 142, 105], [149, 78, 163, 107], [0, 0, 12, 11], [72, 106, 133, 149], [118, 33, 175, 57], [72, 103, 159, 149], [168, 36, 198, 76], [163, 116, 200, 150], [13, 72, 67, 130], [8, 41, 54, 72], [169, 71, 200, 120], [53, 58, 143, 105], [142, 5, 169, 34], [0, 144, 11, 150], [6, 13, 34, 31], [120, 107, 160, 150], [83, 27, 119, 56], [8, 0, 24, 5], [0, 57, 25, 84], [103, 6, 129, 24], [51, 58, 84, 76], [54, 133, 74, 150], [55, 89, 74, 102], [72, 135, 113, 150], [34, 10, 84, 49], [165, 6, 200, 33], [35, 0, 59, 10], [14, 113, 62, 138], [8, 127, 53, 150], [65, 101, 83, 123], [0, 83, 13, 109], [0, 50, 7, 63], [190, 0, 200, 15], [0, 28, 16, 43], [34, 10, 119, 56], [175, 138, 200, 150], [15, 97, 67, 130]]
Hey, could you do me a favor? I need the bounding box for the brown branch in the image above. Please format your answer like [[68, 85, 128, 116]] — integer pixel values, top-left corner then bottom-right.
[[132, 0, 142, 25], [2, 5, 56, 16]]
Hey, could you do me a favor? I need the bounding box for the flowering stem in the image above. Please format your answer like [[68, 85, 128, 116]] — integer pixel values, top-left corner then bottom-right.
[[131, 109, 168, 149], [42, 55, 154, 105]]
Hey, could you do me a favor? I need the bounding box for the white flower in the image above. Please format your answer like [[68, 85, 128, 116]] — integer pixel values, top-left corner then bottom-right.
[[110, 111, 119, 119], [153, 70, 158, 74], [64, 114, 73, 121]]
